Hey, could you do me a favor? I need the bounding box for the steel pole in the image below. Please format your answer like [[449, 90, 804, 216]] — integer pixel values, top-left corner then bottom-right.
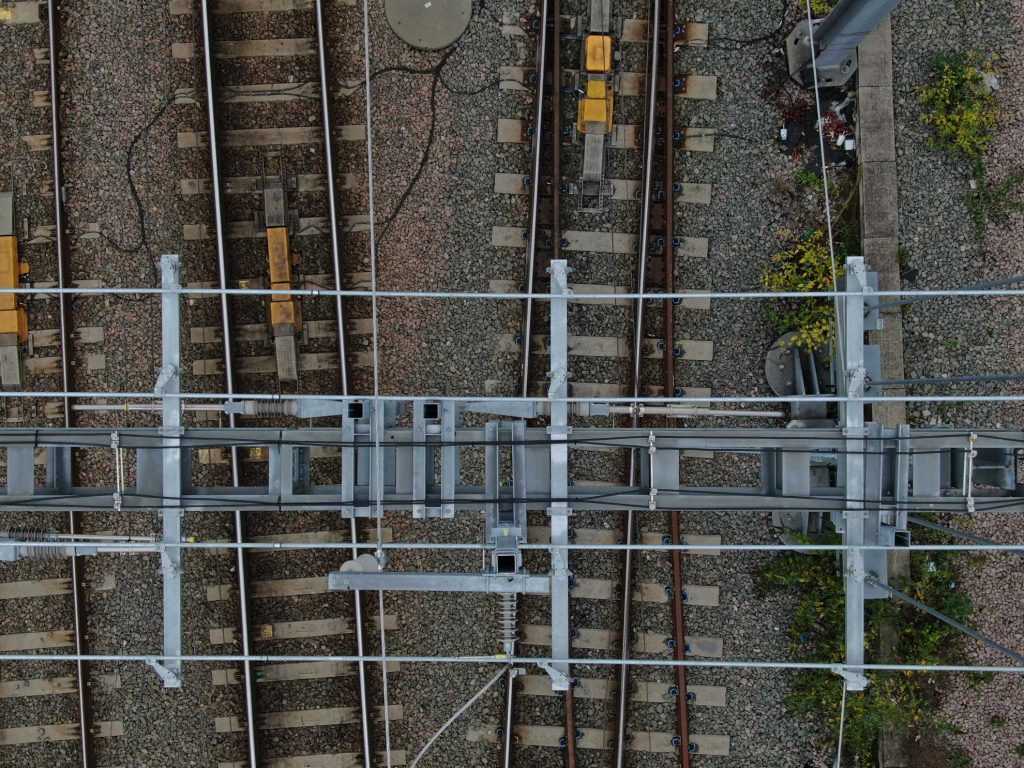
[[199, 2, 258, 764], [518, 0, 550, 397], [47, 4, 94, 766]]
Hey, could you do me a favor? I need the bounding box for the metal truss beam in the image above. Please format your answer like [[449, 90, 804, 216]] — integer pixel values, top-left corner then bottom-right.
[[2, 427, 1016, 514]]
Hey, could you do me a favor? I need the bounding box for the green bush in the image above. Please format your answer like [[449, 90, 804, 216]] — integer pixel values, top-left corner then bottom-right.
[[795, 169, 824, 190], [762, 230, 842, 350], [756, 524, 972, 766], [919, 51, 1023, 232], [918, 52, 997, 168]]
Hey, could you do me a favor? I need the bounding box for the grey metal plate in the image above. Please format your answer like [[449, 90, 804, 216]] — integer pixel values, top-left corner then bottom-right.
[[385, 0, 472, 50]]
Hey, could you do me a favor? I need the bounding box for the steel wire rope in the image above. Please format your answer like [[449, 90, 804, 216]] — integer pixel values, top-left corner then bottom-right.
[[408, 664, 509, 767], [4, 652, 1024, 673], [9, 486, 1024, 518], [804, 0, 845, 374], [834, 680, 848, 768], [356, 0, 394, 761], [10, 538, 1024, 554], [3, 426, 1020, 450]]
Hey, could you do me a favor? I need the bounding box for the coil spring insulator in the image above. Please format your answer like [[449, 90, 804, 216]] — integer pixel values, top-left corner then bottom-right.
[[498, 593, 518, 650], [5, 528, 63, 559], [246, 401, 297, 417]]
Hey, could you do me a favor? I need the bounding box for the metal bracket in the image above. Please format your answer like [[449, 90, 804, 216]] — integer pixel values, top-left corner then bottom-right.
[[539, 661, 571, 691], [147, 659, 182, 687], [153, 364, 177, 395], [834, 667, 869, 692]]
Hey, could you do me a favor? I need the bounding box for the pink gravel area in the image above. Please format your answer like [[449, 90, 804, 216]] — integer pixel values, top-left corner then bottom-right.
[[939, 3, 1024, 764]]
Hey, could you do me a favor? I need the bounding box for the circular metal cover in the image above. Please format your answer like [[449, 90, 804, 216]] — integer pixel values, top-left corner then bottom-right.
[[385, 0, 472, 50]]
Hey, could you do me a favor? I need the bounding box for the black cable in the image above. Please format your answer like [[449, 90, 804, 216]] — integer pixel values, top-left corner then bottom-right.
[[4, 425, 1020, 452], [706, 0, 791, 49], [373, 48, 457, 245]]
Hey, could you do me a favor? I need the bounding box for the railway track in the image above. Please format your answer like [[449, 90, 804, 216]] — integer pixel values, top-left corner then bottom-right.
[[0, 2, 98, 763], [178, 0, 388, 765], [0, 0, 809, 765], [176, 0, 372, 391], [482, 0, 731, 764]]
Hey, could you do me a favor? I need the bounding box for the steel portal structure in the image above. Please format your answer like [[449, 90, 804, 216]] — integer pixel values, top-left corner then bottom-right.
[[2, 258, 1023, 700]]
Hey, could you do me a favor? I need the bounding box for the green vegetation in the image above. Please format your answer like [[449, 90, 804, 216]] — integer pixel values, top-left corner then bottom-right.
[[795, 168, 824, 191], [810, 0, 835, 15], [1014, 743, 1024, 759], [919, 52, 997, 162], [918, 51, 1023, 234], [755, 525, 972, 766], [966, 168, 1024, 231], [762, 230, 841, 350]]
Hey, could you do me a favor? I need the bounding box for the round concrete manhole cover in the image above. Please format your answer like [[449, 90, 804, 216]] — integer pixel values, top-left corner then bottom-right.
[[385, 0, 472, 50]]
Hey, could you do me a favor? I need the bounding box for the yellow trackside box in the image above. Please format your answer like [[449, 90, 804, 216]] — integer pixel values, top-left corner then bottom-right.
[[0, 236, 28, 341], [585, 35, 612, 74], [576, 80, 614, 135], [266, 226, 301, 332], [267, 226, 291, 289], [269, 298, 300, 329]]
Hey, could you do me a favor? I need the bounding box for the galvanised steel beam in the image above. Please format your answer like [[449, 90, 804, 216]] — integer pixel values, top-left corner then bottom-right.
[[787, 0, 902, 87], [155, 254, 183, 688], [840, 256, 868, 689], [329, 570, 551, 594], [0, 427, 1017, 514], [547, 260, 572, 690]]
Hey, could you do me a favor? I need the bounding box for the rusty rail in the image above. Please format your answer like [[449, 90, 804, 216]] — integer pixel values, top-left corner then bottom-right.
[[663, 4, 691, 761], [46, 3, 95, 766]]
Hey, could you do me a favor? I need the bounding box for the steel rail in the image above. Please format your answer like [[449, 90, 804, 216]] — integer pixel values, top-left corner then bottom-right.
[[506, 2, 554, 765], [517, 0, 550, 397], [662, 6, 690, 766], [199, 2, 259, 765], [616, 1, 661, 764], [313, 3, 373, 765], [314, 0, 351, 390], [46, 3, 94, 766]]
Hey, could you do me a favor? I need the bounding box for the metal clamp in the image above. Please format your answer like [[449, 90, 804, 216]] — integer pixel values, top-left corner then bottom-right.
[[647, 431, 658, 510], [111, 431, 124, 513], [539, 661, 571, 690]]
